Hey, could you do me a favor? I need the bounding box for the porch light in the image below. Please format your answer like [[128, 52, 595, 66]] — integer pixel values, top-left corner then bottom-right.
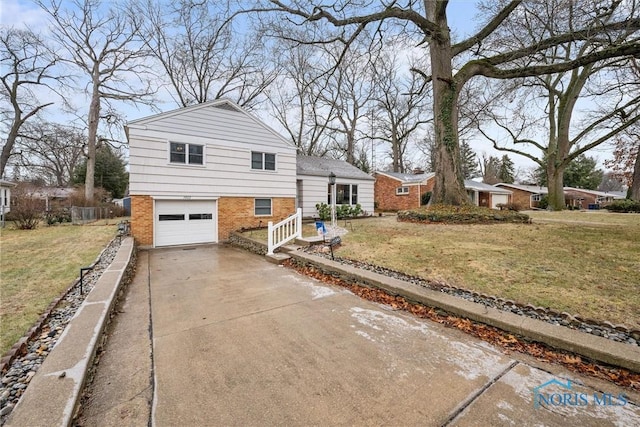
[[328, 172, 336, 185], [329, 172, 337, 228]]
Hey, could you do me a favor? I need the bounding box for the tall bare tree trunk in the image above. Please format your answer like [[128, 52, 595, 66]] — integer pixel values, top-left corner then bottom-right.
[[631, 148, 640, 201], [427, 2, 468, 205], [85, 74, 100, 201], [547, 161, 565, 210]]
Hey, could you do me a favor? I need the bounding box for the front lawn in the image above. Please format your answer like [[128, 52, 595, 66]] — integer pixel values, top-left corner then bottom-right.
[[249, 211, 640, 329], [0, 222, 117, 356]]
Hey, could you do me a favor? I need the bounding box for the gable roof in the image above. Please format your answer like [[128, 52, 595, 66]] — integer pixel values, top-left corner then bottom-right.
[[495, 183, 548, 195], [125, 98, 295, 148], [563, 187, 626, 199], [297, 155, 374, 181], [375, 171, 435, 184], [464, 180, 512, 194]]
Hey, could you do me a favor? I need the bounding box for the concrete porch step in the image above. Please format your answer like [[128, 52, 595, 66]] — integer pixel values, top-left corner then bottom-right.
[[265, 252, 291, 264]]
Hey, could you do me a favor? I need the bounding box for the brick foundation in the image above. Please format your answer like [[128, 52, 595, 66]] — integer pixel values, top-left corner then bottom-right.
[[218, 197, 295, 240], [131, 195, 153, 246], [130, 195, 296, 246]]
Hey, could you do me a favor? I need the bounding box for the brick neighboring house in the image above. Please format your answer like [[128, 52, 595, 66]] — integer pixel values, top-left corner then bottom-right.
[[494, 183, 548, 209], [496, 184, 625, 210], [373, 171, 435, 211], [375, 171, 512, 210], [563, 187, 625, 209]]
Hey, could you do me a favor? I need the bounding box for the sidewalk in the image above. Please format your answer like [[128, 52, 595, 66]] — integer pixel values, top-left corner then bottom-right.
[[80, 244, 640, 426]]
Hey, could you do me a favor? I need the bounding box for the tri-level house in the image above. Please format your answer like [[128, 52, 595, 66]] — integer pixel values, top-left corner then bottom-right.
[[126, 99, 374, 248]]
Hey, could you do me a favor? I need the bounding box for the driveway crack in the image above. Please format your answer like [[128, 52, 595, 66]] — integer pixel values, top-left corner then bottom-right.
[[440, 360, 519, 426]]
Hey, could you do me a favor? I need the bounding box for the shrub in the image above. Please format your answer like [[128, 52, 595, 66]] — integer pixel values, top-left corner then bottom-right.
[[496, 203, 521, 212], [398, 204, 530, 224], [605, 199, 640, 213], [538, 195, 549, 210], [315, 202, 364, 220], [421, 191, 432, 206]]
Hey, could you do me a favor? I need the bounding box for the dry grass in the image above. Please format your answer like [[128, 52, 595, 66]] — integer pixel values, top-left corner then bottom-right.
[[250, 212, 640, 329], [0, 222, 117, 356]]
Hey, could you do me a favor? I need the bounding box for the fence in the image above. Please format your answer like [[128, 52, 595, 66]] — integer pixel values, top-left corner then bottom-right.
[[71, 206, 113, 225]]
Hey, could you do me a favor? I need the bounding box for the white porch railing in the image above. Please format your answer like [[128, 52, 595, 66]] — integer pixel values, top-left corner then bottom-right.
[[267, 208, 302, 255]]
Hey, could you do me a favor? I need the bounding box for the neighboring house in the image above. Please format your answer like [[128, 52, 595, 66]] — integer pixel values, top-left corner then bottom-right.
[[373, 170, 435, 211], [563, 187, 625, 208], [494, 183, 548, 209], [374, 171, 511, 210], [29, 187, 75, 210], [297, 155, 374, 218], [0, 180, 16, 223], [126, 99, 298, 247], [464, 180, 513, 209], [496, 183, 626, 210]]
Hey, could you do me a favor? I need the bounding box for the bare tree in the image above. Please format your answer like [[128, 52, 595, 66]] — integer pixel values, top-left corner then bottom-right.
[[372, 48, 430, 172], [267, 36, 338, 155], [138, 0, 276, 109], [477, 0, 640, 209], [36, 0, 156, 200], [260, 0, 640, 206], [0, 28, 59, 178], [15, 121, 85, 186], [322, 40, 379, 165]]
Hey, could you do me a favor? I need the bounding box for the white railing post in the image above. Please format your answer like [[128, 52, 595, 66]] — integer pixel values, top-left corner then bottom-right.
[[267, 221, 274, 255], [266, 209, 303, 256]]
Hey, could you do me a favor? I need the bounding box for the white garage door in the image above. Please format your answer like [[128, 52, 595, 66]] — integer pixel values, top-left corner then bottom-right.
[[155, 200, 217, 247], [491, 194, 509, 209]]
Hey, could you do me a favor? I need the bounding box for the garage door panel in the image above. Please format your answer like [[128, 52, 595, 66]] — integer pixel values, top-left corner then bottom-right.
[[155, 200, 217, 247], [491, 194, 509, 209]]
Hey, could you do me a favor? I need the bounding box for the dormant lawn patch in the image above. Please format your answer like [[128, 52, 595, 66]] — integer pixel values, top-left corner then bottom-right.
[[0, 223, 116, 356]]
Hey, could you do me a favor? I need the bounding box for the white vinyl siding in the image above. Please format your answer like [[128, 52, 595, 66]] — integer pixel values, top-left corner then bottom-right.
[[298, 175, 374, 218], [128, 103, 297, 198]]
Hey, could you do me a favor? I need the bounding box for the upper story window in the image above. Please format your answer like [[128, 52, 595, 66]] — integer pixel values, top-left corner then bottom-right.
[[170, 142, 204, 165], [251, 151, 276, 171], [396, 186, 409, 195]]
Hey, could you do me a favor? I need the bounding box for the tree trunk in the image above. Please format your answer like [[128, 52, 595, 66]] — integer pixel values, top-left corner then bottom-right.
[[630, 148, 640, 201], [0, 123, 19, 179], [85, 76, 100, 201], [546, 162, 565, 210], [427, 2, 468, 205]]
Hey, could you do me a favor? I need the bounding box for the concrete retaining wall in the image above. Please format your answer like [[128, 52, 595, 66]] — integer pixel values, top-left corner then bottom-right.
[[6, 237, 136, 427]]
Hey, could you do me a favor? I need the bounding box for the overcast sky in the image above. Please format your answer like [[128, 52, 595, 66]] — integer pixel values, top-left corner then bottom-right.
[[1, 0, 617, 175]]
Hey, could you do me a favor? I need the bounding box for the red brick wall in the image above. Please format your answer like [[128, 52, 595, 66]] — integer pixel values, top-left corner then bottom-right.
[[218, 197, 295, 240], [131, 195, 295, 246], [374, 174, 434, 211], [131, 195, 153, 246]]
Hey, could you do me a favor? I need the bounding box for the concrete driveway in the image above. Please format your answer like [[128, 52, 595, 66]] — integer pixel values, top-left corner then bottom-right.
[[149, 245, 639, 426]]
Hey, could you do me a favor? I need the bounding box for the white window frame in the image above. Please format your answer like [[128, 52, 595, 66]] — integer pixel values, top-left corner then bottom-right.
[[396, 186, 410, 195], [254, 198, 272, 216], [168, 141, 205, 166], [531, 194, 542, 202], [251, 151, 276, 171]]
